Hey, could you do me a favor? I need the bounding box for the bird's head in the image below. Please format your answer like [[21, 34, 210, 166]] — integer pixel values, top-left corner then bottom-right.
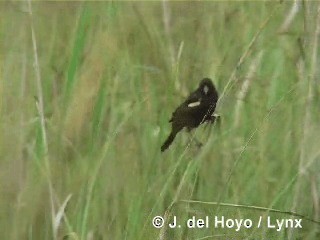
[[199, 78, 218, 97]]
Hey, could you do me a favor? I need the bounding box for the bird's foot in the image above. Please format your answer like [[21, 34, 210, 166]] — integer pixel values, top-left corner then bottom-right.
[[193, 137, 203, 149], [208, 113, 221, 125], [195, 141, 203, 149]]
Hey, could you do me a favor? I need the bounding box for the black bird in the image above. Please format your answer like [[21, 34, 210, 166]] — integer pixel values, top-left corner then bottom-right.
[[161, 78, 219, 152]]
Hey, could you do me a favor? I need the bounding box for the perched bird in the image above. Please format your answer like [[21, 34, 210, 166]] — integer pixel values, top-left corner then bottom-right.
[[161, 78, 219, 152]]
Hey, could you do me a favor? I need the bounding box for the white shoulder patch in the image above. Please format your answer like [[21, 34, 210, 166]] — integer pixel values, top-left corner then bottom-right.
[[188, 101, 201, 107]]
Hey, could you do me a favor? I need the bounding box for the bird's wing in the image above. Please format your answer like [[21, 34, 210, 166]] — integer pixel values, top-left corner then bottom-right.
[[169, 93, 201, 121], [184, 92, 202, 108]]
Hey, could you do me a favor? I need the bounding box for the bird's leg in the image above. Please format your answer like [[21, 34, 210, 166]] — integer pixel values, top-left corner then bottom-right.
[[203, 113, 221, 139], [208, 113, 221, 125], [187, 128, 203, 148], [193, 137, 203, 148]]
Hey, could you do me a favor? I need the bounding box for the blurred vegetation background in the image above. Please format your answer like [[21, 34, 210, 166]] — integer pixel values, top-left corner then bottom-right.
[[1, 1, 320, 239]]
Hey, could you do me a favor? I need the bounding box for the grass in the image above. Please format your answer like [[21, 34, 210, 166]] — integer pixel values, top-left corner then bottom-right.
[[1, 1, 320, 239]]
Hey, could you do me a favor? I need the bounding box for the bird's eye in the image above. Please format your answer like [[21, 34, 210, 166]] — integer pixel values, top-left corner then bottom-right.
[[203, 85, 209, 95]]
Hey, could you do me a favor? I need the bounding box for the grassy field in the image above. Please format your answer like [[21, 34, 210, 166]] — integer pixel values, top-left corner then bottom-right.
[[1, 1, 320, 239]]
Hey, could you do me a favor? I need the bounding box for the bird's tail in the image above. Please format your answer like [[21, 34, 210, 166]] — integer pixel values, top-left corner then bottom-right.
[[161, 131, 177, 152]]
